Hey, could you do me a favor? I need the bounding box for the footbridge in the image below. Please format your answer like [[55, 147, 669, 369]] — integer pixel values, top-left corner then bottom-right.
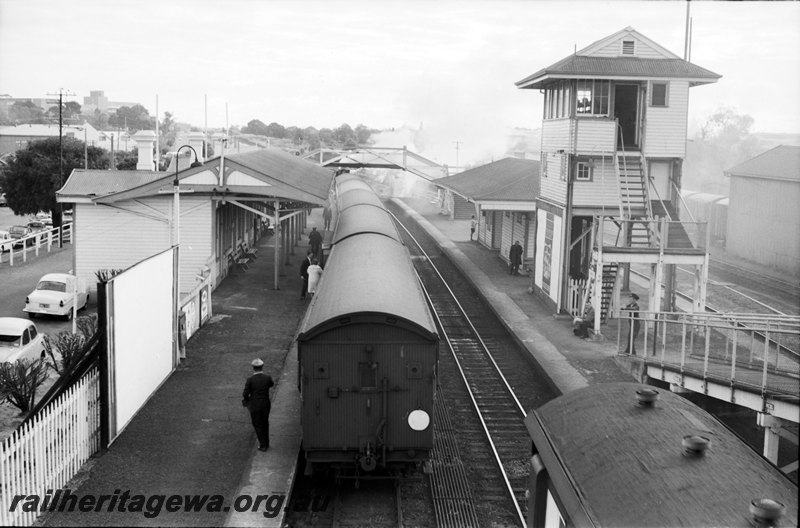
[[619, 310, 799, 477], [303, 146, 447, 181]]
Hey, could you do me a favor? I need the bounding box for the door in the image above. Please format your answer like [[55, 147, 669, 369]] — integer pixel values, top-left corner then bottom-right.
[[614, 84, 639, 149]]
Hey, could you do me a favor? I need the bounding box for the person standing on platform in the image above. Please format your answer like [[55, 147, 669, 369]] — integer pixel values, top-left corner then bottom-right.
[[323, 205, 332, 231], [242, 358, 275, 452], [470, 215, 477, 241], [623, 293, 641, 355], [307, 258, 323, 298], [300, 250, 313, 299], [308, 227, 323, 260], [509, 240, 523, 275]]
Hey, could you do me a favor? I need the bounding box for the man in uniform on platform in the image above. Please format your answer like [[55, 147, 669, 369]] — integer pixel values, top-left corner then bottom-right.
[[242, 358, 275, 451]]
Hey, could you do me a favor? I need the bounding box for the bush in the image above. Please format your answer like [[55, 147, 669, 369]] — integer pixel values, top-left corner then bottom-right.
[[0, 359, 50, 415], [43, 313, 98, 374]]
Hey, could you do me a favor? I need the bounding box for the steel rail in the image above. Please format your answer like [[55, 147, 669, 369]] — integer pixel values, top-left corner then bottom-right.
[[392, 211, 527, 527]]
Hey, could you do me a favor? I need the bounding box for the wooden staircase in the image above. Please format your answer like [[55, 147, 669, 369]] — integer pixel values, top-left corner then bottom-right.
[[650, 200, 695, 249], [617, 155, 654, 248], [585, 256, 619, 323]]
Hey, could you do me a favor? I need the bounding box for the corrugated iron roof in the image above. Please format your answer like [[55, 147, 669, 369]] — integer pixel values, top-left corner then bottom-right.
[[227, 148, 333, 201], [436, 158, 540, 201], [725, 145, 800, 181], [58, 169, 163, 197], [516, 55, 721, 89]]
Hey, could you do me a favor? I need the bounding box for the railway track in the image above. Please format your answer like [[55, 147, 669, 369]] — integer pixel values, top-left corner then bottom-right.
[[389, 202, 560, 527]]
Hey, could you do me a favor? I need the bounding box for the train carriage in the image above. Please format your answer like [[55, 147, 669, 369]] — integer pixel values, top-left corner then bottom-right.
[[524, 382, 797, 528], [297, 178, 439, 476]]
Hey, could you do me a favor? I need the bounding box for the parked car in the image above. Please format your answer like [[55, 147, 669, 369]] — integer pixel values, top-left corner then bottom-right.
[[0, 317, 46, 363], [0, 230, 13, 252], [9, 225, 32, 248], [26, 219, 46, 233], [0, 192, 7, 207], [35, 212, 53, 227], [24, 273, 89, 320]]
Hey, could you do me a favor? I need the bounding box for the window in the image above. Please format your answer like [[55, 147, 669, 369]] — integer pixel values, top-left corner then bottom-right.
[[576, 80, 610, 115], [544, 81, 571, 119], [622, 40, 635, 55], [651, 82, 668, 107], [576, 162, 592, 182]]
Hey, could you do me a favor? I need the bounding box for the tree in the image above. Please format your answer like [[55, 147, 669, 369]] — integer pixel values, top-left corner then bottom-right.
[[242, 119, 269, 136], [685, 107, 761, 194], [160, 111, 177, 151], [266, 122, 286, 138], [7, 101, 47, 124], [87, 109, 109, 130], [108, 104, 156, 132], [0, 137, 109, 227], [46, 101, 82, 124]]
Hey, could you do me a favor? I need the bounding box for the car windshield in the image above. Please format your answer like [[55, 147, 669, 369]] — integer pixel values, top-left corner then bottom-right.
[[0, 334, 21, 347], [9, 226, 26, 235], [37, 280, 67, 292]]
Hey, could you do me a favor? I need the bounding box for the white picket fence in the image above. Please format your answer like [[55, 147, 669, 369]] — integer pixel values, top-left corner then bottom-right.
[[567, 277, 587, 317], [0, 368, 101, 527], [0, 223, 73, 267]]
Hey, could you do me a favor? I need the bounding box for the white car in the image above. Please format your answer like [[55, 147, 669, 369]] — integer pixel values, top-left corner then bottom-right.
[[0, 317, 46, 363], [0, 230, 13, 252], [24, 273, 89, 320]]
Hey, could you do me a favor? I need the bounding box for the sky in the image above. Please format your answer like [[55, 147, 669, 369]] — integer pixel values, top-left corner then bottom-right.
[[1, 0, 799, 166]]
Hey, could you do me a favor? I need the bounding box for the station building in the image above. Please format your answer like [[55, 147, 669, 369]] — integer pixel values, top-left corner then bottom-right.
[[57, 130, 334, 341]]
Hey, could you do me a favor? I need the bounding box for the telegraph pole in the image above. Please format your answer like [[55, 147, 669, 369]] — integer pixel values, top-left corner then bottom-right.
[[453, 140, 463, 170], [47, 88, 75, 248]]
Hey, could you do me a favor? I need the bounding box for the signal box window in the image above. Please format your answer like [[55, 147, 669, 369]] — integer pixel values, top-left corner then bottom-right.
[[651, 82, 668, 107], [576, 80, 610, 116], [576, 162, 593, 182]]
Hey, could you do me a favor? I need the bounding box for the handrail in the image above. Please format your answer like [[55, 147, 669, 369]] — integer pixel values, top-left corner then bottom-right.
[[674, 182, 698, 223]]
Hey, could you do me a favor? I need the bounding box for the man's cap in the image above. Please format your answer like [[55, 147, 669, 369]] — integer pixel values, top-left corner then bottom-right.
[[251, 358, 264, 367], [631, 293, 640, 300]]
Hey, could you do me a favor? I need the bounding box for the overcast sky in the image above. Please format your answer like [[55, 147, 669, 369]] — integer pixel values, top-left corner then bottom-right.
[[1, 0, 798, 165]]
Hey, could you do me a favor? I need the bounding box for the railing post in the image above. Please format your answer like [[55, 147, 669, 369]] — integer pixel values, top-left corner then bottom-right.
[[730, 328, 738, 401], [680, 319, 687, 372], [761, 321, 771, 394]]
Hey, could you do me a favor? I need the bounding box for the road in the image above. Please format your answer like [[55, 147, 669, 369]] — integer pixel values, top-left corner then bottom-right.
[[1, 206, 96, 337]]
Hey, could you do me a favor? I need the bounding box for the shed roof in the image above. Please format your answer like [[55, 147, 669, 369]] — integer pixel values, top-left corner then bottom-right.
[[436, 158, 539, 202], [58, 170, 164, 199], [724, 145, 800, 182]]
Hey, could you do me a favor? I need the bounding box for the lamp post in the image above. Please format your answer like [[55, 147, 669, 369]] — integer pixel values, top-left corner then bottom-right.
[[173, 145, 203, 358]]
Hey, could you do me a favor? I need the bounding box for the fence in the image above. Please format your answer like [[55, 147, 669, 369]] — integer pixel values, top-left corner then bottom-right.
[[0, 223, 73, 266], [0, 367, 101, 527], [618, 311, 800, 397], [567, 277, 586, 317]]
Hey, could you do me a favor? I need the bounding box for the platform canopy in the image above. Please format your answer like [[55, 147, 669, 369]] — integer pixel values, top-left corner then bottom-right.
[[58, 148, 335, 207]]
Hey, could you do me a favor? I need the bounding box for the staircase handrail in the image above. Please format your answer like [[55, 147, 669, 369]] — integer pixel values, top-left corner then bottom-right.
[[674, 182, 697, 223], [615, 121, 658, 248], [614, 121, 632, 219]]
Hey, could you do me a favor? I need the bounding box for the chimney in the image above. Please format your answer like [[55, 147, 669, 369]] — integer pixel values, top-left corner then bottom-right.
[[133, 130, 156, 171], [188, 132, 206, 162]]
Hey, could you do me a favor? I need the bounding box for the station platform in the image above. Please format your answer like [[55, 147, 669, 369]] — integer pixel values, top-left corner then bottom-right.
[[40, 199, 635, 527]]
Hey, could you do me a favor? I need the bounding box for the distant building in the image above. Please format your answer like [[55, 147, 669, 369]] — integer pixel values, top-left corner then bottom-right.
[[82, 90, 139, 115], [724, 145, 800, 277], [0, 123, 102, 156]]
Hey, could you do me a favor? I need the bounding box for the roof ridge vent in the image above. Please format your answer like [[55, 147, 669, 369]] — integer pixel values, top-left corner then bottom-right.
[[635, 388, 659, 407], [682, 434, 710, 457]]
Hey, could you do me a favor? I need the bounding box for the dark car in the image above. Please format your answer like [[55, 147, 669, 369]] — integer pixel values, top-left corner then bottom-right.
[[9, 225, 32, 248]]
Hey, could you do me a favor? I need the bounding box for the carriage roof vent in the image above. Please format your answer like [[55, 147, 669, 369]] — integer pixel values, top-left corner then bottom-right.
[[635, 388, 659, 407], [749, 498, 785, 527], [682, 435, 710, 457]]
